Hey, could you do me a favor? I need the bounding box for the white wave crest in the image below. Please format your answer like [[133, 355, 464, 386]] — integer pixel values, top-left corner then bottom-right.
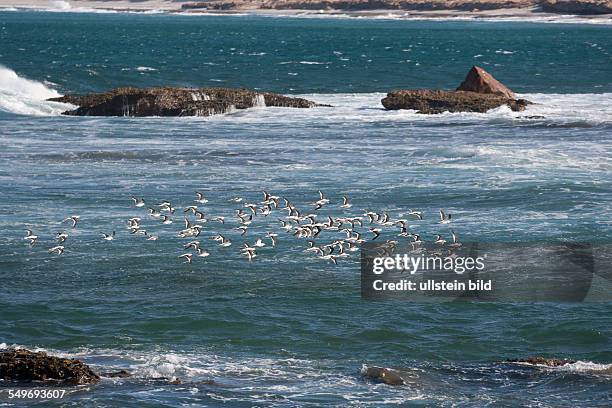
[[556, 361, 612, 374], [0, 65, 74, 116], [136, 66, 158, 72]]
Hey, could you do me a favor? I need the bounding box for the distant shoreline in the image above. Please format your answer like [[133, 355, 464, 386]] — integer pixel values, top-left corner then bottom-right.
[[1, 0, 611, 24]]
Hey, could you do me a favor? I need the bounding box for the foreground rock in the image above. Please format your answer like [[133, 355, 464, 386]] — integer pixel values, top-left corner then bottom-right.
[[49, 87, 326, 117], [506, 357, 576, 367], [382, 66, 531, 114], [0, 349, 100, 385]]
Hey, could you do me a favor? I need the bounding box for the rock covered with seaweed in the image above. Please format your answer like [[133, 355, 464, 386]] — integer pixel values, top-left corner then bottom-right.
[[0, 349, 100, 385], [48, 87, 327, 117]]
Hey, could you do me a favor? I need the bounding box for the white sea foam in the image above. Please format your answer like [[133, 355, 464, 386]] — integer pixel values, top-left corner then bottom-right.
[[278, 61, 329, 65], [238, 91, 612, 128], [136, 66, 158, 72], [558, 361, 612, 374], [512, 360, 612, 374], [0, 65, 74, 116], [260, 10, 612, 25]]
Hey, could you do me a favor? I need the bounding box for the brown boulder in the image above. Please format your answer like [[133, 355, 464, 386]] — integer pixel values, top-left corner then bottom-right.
[[457, 66, 516, 99], [0, 348, 100, 385]]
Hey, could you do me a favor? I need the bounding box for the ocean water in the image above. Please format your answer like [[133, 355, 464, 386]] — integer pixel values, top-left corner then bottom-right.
[[1, 11, 611, 407]]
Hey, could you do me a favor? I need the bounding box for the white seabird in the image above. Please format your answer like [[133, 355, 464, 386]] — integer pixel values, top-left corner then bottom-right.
[[369, 228, 381, 240], [63, 215, 80, 228], [178, 253, 193, 264], [131, 196, 145, 207], [102, 231, 115, 241], [24, 230, 38, 246], [184, 241, 201, 250], [449, 230, 462, 248], [254, 238, 266, 248], [148, 208, 161, 218], [48, 245, 64, 255], [212, 234, 231, 247], [434, 234, 447, 245], [266, 232, 278, 247], [439, 209, 452, 224], [243, 248, 256, 262], [196, 248, 210, 258], [313, 190, 330, 210], [341, 196, 352, 209], [408, 209, 423, 220], [184, 205, 198, 214], [235, 225, 249, 236], [195, 191, 209, 204]]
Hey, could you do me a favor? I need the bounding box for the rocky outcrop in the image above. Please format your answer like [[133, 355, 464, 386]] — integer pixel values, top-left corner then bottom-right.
[[362, 366, 405, 385], [381, 66, 531, 114], [0, 349, 100, 385], [382, 89, 530, 113], [48, 87, 326, 117], [506, 357, 576, 367]]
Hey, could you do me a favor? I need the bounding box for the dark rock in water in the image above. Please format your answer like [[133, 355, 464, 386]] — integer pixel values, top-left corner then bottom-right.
[[457, 65, 515, 99], [381, 66, 531, 114], [48, 87, 327, 117], [382, 89, 530, 114], [0, 349, 100, 385], [362, 366, 405, 385], [519, 115, 546, 119], [101, 369, 132, 378], [506, 357, 576, 367]]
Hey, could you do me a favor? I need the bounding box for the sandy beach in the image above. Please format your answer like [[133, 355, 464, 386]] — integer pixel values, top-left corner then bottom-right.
[[1, 0, 610, 23]]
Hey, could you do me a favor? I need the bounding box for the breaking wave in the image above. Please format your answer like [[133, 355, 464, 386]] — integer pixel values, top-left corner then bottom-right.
[[0, 65, 74, 116]]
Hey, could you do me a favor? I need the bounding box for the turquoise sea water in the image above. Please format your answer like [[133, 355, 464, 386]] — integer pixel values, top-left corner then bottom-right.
[[1, 11, 611, 407]]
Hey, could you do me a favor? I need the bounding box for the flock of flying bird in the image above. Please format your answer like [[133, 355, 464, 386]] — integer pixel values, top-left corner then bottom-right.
[[22, 190, 461, 265]]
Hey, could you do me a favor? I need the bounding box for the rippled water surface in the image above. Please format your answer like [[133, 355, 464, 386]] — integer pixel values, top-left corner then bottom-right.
[[0, 11, 611, 407]]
